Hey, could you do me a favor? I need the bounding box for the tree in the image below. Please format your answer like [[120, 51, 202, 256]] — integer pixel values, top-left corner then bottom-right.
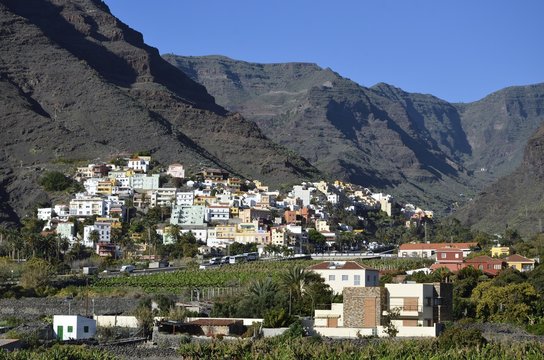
[[308, 229, 326, 252], [89, 230, 100, 248], [382, 307, 400, 337], [471, 282, 538, 323], [280, 266, 331, 316], [38, 171, 74, 192], [248, 278, 279, 317], [20, 258, 54, 290], [0, 257, 14, 283]]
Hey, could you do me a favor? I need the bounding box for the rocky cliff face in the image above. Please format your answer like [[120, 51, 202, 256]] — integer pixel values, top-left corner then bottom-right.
[[456, 124, 544, 236], [167, 56, 544, 213], [0, 0, 319, 224], [457, 84, 544, 179]]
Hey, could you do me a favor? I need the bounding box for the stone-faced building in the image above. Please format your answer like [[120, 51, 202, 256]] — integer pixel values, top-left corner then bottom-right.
[[313, 282, 453, 338]]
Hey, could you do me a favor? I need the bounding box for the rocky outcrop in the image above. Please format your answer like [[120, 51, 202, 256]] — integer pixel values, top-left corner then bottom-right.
[[0, 0, 319, 224], [456, 124, 544, 236]]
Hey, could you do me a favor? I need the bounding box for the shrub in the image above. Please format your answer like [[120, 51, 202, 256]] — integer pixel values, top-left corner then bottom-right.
[[263, 308, 293, 328], [438, 326, 487, 350], [38, 171, 74, 191]]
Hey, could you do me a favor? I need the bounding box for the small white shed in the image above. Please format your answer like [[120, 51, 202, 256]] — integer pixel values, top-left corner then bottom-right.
[[53, 315, 96, 341]]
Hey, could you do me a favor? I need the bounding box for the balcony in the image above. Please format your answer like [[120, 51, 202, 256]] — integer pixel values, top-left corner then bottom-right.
[[382, 304, 422, 317]]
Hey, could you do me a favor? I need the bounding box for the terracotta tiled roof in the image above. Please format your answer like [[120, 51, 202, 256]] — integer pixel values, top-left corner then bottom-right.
[[465, 255, 503, 264], [430, 263, 464, 272], [505, 254, 534, 263], [308, 261, 377, 271], [399, 242, 478, 251]]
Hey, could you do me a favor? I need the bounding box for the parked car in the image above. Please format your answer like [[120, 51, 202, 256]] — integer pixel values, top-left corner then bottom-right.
[[209, 257, 221, 265], [82, 266, 98, 275], [220, 256, 230, 264], [229, 254, 247, 264], [120, 265, 135, 273]]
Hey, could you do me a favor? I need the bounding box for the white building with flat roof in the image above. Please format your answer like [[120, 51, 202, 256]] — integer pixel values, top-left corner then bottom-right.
[[170, 205, 205, 226], [308, 261, 379, 295], [53, 315, 96, 341], [69, 194, 106, 217]]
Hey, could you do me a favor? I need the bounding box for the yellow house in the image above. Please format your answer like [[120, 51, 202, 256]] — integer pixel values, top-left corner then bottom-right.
[[96, 179, 115, 195], [215, 224, 237, 241], [253, 180, 269, 192], [96, 217, 122, 229], [506, 254, 535, 272], [491, 246, 510, 258], [230, 207, 239, 217]]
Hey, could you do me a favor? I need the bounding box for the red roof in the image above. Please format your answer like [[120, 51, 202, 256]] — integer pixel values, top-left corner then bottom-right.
[[505, 254, 535, 263], [399, 242, 478, 251], [308, 261, 377, 271], [430, 263, 465, 273], [465, 255, 503, 264]]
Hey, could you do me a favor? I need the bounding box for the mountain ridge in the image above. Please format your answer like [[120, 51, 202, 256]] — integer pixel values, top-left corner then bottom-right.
[[0, 0, 320, 224], [164, 54, 544, 217]]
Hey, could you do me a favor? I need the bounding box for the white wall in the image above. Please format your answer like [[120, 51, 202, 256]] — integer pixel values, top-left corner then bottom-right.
[[53, 315, 96, 340], [312, 324, 438, 338], [94, 315, 139, 328], [314, 268, 379, 294]]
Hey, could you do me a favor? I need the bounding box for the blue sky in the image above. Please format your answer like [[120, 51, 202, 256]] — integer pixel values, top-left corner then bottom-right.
[[105, 0, 543, 103]]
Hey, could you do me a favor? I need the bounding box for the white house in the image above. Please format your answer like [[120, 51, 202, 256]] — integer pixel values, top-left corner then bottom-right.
[[83, 222, 111, 247], [56, 222, 76, 244], [130, 174, 159, 190], [170, 205, 205, 226], [53, 315, 96, 341], [149, 188, 177, 208], [292, 185, 311, 207], [176, 191, 195, 206], [167, 163, 185, 178], [37, 207, 54, 221], [127, 157, 150, 173], [206, 205, 230, 223], [54, 204, 70, 220], [308, 261, 379, 295], [83, 178, 100, 195], [69, 194, 106, 217], [327, 193, 339, 205]]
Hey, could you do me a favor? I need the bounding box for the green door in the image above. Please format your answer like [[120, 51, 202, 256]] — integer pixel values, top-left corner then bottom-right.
[[57, 325, 63, 340]]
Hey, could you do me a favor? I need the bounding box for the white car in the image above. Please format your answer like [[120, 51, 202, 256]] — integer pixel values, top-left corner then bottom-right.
[[120, 265, 135, 273]]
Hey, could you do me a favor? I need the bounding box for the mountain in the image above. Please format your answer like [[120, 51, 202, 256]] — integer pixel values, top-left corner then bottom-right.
[[0, 0, 319, 224], [456, 123, 544, 236], [457, 84, 544, 178], [164, 55, 544, 213]]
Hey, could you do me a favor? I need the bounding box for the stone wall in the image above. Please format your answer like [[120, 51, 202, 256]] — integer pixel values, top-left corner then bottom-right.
[[0, 297, 141, 320], [343, 287, 383, 328]]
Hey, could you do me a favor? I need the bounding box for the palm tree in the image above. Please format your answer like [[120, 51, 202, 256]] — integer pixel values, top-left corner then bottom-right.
[[280, 265, 311, 315], [248, 277, 278, 317]]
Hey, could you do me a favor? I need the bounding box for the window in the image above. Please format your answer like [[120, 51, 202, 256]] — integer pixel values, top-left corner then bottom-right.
[[83, 326, 89, 333], [342, 275, 348, 281], [441, 253, 446, 259], [67, 326, 73, 333], [425, 297, 432, 306], [329, 275, 335, 281], [455, 253, 459, 259], [354, 275, 360, 285]]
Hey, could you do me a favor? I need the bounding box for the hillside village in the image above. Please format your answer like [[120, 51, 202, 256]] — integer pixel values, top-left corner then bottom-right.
[[35, 155, 433, 260]]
